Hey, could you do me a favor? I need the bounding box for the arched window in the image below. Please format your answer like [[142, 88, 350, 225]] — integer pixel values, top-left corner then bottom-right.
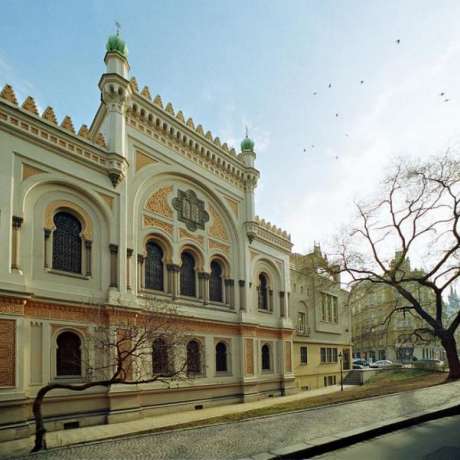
[[56, 331, 81, 377], [152, 338, 169, 374], [215, 342, 228, 372], [52, 212, 82, 273], [261, 344, 271, 371], [258, 273, 269, 310], [209, 260, 223, 303], [180, 252, 196, 297], [186, 340, 201, 375], [145, 241, 164, 291]]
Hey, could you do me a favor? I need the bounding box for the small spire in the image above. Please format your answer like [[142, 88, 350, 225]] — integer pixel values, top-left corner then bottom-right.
[[115, 20, 121, 36]]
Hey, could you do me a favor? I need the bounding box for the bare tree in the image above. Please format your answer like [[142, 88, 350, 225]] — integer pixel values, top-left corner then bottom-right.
[[333, 154, 460, 379], [32, 301, 189, 452]]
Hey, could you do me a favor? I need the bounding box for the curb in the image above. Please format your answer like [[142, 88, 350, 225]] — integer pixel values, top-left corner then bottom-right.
[[249, 401, 460, 459]]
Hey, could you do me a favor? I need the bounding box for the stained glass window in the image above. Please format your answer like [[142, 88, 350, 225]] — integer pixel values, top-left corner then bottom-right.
[[145, 242, 164, 291], [57, 331, 81, 376], [261, 344, 271, 370], [258, 273, 269, 310], [215, 342, 227, 372], [152, 338, 169, 374], [209, 261, 223, 303], [180, 252, 196, 297], [52, 212, 82, 274], [187, 340, 201, 375]]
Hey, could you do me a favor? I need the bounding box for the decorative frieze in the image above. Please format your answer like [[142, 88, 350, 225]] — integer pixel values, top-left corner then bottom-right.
[[143, 215, 173, 235], [209, 239, 230, 256], [179, 228, 204, 246], [0, 319, 16, 386]]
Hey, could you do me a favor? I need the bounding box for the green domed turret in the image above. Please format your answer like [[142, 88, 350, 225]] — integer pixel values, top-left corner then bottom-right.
[[106, 34, 128, 58], [241, 135, 254, 151]]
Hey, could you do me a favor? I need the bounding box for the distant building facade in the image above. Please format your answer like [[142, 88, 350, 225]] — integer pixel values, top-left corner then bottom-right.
[[351, 252, 445, 363], [289, 246, 352, 390]]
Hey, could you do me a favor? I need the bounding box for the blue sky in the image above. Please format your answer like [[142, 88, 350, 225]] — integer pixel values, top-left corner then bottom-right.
[[3, 1, 460, 252]]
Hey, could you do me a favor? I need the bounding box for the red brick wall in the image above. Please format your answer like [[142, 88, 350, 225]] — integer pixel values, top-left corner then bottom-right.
[[0, 319, 16, 386]]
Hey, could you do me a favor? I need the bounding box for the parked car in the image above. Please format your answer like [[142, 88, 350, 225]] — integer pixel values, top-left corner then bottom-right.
[[369, 360, 394, 368], [352, 359, 369, 369]]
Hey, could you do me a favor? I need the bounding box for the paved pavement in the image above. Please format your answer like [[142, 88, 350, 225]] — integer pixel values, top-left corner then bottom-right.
[[8, 380, 460, 460], [316, 414, 460, 459]]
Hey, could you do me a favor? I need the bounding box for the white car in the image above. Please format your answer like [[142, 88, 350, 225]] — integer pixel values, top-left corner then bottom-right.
[[370, 360, 394, 368]]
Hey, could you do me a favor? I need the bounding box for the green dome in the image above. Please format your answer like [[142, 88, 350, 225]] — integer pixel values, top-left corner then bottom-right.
[[241, 136, 255, 151], [106, 34, 128, 58]]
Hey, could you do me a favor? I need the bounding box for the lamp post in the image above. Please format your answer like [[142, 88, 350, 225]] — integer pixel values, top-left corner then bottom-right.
[[338, 351, 344, 391]]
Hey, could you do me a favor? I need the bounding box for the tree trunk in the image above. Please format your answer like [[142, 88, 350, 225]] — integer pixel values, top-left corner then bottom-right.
[[31, 381, 114, 453], [441, 333, 460, 380]]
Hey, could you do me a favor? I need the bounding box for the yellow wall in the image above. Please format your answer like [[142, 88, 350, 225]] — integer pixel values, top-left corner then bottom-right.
[[293, 342, 352, 390]]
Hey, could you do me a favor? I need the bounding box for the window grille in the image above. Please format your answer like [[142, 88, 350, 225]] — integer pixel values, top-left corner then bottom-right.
[[209, 261, 223, 302], [180, 252, 196, 297], [215, 342, 228, 372], [261, 344, 271, 370], [187, 340, 201, 375], [152, 338, 169, 374], [52, 212, 82, 273], [145, 242, 164, 290]]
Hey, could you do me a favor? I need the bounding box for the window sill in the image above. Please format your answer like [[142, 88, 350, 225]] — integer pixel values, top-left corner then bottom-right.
[[215, 371, 232, 377], [53, 376, 85, 383], [47, 269, 90, 280], [258, 309, 273, 314], [139, 289, 172, 299]]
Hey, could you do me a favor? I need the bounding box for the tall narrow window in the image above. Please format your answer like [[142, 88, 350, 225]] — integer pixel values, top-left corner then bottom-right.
[[145, 241, 164, 291], [261, 344, 271, 371], [152, 338, 169, 374], [216, 342, 228, 372], [210, 261, 223, 303], [258, 273, 269, 310], [56, 331, 81, 377], [52, 212, 82, 274], [180, 252, 196, 297], [187, 340, 201, 375]]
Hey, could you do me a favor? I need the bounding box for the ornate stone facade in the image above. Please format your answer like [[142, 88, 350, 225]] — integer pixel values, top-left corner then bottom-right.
[[0, 35, 297, 441]]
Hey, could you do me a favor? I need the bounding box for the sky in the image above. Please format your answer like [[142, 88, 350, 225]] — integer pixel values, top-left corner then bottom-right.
[[2, 1, 460, 254]]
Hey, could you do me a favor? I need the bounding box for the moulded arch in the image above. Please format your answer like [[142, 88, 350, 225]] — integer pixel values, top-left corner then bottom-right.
[[209, 253, 231, 278], [179, 244, 205, 272], [252, 256, 282, 291], [44, 200, 93, 240], [143, 232, 173, 264]]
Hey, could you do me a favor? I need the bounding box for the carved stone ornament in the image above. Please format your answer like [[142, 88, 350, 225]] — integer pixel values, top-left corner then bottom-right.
[[172, 189, 209, 232]]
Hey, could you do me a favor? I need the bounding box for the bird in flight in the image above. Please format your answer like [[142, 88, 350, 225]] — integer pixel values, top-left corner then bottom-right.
[[313, 91, 318, 95], [328, 83, 332, 88], [335, 113, 339, 117], [395, 39, 400, 44], [360, 80, 364, 84], [311, 145, 315, 148], [440, 92, 445, 96], [345, 133, 349, 137], [444, 99, 450, 103]]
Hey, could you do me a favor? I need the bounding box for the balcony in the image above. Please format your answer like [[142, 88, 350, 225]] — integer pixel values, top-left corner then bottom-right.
[[297, 326, 311, 337]]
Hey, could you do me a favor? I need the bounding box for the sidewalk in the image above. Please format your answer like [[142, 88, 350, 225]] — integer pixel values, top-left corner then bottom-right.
[[0, 384, 350, 459]]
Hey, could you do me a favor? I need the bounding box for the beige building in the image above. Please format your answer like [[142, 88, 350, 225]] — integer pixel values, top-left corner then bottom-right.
[[289, 246, 352, 390], [351, 252, 445, 363], [0, 34, 298, 441]]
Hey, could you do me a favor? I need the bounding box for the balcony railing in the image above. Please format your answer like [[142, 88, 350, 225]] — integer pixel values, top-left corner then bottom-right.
[[297, 326, 311, 337]]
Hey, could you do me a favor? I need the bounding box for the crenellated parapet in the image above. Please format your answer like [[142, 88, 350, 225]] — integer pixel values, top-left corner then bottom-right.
[[246, 216, 292, 252], [0, 83, 126, 187], [126, 76, 258, 190]]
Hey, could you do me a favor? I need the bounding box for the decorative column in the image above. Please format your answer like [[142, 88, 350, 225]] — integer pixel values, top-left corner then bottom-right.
[[85, 240, 92, 276], [137, 254, 145, 290], [225, 279, 235, 308], [43, 229, 51, 268], [279, 291, 286, 317], [198, 272, 210, 304], [167, 264, 180, 299], [11, 216, 23, 270], [126, 249, 133, 290], [239, 280, 246, 311], [109, 244, 118, 288]]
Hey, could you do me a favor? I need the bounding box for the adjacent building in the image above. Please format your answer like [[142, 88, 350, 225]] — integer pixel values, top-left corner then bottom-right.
[[289, 246, 352, 390], [351, 251, 445, 363]]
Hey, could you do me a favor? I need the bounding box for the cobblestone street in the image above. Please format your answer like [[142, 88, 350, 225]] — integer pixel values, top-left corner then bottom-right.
[[15, 381, 460, 460]]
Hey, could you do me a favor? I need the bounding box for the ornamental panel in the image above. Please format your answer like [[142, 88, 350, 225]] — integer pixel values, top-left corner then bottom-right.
[[209, 205, 228, 241], [145, 186, 173, 219], [173, 189, 209, 232], [0, 319, 15, 386], [245, 338, 254, 376]]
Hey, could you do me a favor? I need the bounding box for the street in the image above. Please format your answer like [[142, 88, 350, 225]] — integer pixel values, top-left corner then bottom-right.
[[317, 415, 460, 460]]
